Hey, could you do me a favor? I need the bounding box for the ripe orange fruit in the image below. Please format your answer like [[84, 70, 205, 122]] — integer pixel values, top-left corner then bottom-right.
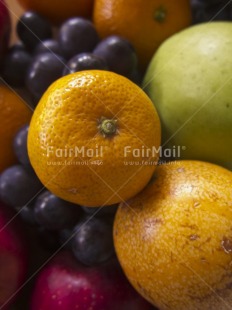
[[0, 85, 32, 172], [16, 0, 94, 24], [28, 70, 161, 207], [114, 160, 232, 309], [93, 0, 192, 69]]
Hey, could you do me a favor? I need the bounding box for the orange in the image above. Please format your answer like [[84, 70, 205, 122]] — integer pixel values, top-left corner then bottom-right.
[[16, 0, 94, 24], [93, 0, 192, 70], [114, 160, 232, 309], [28, 70, 161, 207], [0, 85, 32, 172]]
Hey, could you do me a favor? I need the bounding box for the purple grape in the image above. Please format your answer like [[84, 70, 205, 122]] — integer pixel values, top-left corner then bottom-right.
[[81, 204, 118, 216], [93, 35, 137, 77], [19, 205, 37, 225], [71, 216, 115, 266], [13, 125, 32, 170], [17, 11, 52, 51], [58, 17, 99, 59], [63, 53, 107, 75], [26, 52, 66, 102], [1, 45, 32, 87], [33, 39, 64, 57], [0, 165, 43, 208], [34, 190, 81, 230]]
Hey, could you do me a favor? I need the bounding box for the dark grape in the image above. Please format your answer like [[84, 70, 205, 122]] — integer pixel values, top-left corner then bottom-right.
[[19, 205, 37, 225], [33, 39, 64, 57], [13, 125, 32, 170], [71, 216, 114, 266], [34, 190, 81, 230], [0, 165, 43, 208], [63, 53, 107, 75], [58, 17, 99, 59], [4, 42, 25, 53], [81, 204, 118, 216], [17, 11, 52, 51], [93, 35, 137, 77], [26, 52, 66, 102], [1, 45, 32, 87], [59, 228, 73, 249]]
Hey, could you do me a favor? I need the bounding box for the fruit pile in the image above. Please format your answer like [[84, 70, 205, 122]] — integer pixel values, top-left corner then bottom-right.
[[1, 11, 140, 106], [0, 123, 117, 265], [0, 0, 232, 309]]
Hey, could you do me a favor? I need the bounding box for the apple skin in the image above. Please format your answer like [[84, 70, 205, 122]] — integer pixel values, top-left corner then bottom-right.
[[30, 251, 154, 310], [143, 22, 232, 170], [0, 0, 11, 63], [0, 201, 28, 309]]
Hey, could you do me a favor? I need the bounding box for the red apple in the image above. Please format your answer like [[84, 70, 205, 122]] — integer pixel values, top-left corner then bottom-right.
[[0, 201, 28, 309], [0, 0, 11, 63], [31, 251, 154, 310]]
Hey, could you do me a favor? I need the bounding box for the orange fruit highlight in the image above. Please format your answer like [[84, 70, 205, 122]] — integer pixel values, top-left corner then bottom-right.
[[28, 70, 161, 207], [16, 0, 94, 24], [114, 160, 232, 309], [93, 0, 192, 69], [0, 85, 32, 172]]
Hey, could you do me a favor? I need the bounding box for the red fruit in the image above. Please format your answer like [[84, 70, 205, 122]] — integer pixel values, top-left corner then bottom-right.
[[30, 251, 153, 310], [0, 201, 28, 309], [0, 0, 11, 63]]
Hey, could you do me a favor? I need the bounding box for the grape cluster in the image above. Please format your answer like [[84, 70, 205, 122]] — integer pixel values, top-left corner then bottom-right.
[[0, 11, 139, 106], [191, 0, 232, 24], [0, 125, 117, 266]]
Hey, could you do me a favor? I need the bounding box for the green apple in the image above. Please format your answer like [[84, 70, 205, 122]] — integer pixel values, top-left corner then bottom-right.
[[143, 22, 232, 169]]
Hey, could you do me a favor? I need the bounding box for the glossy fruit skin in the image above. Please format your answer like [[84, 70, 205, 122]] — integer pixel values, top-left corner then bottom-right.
[[58, 18, 99, 59], [19, 205, 37, 225], [34, 190, 80, 230], [63, 53, 107, 75], [143, 22, 232, 170], [26, 52, 66, 102], [0, 165, 43, 208], [30, 251, 153, 310], [0, 0, 11, 64], [93, 0, 192, 70], [17, 0, 94, 24], [71, 217, 114, 266], [0, 202, 28, 309], [13, 125, 31, 169], [17, 11, 52, 51], [1, 45, 32, 87], [28, 70, 161, 206], [33, 39, 64, 57], [93, 35, 137, 76], [0, 85, 32, 173], [114, 161, 232, 310]]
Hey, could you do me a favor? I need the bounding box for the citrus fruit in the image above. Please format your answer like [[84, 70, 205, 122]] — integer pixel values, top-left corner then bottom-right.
[[143, 22, 232, 170], [16, 0, 94, 24], [93, 0, 192, 69], [0, 85, 32, 172], [28, 70, 161, 207], [114, 160, 232, 310]]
